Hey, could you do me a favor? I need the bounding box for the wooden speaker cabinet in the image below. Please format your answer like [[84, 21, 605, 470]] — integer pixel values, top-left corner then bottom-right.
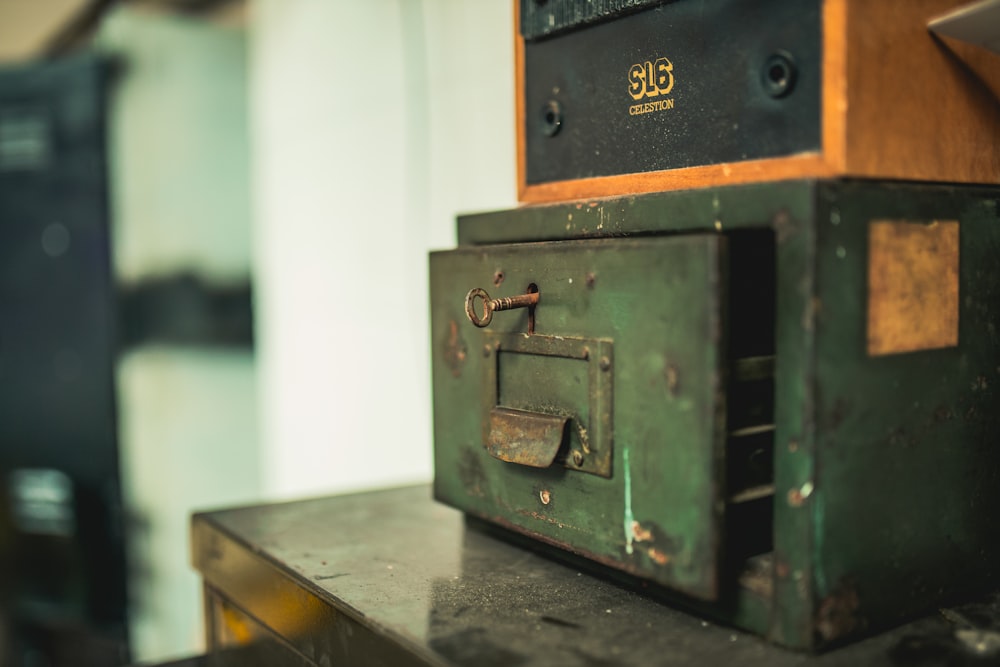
[[516, 0, 1000, 203]]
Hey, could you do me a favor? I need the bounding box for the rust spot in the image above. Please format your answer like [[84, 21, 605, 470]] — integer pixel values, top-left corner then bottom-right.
[[776, 560, 790, 578], [631, 521, 653, 542], [788, 440, 799, 453], [933, 404, 954, 422], [516, 509, 569, 530], [627, 520, 681, 569], [443, 320, 467, 378], [493, 270, 505, 287], [585, 272, 596, 288], [647, 547, 670, 565], [665, 363, 679, 398], [539, 489, 551, 505], [787, 488, 805, 507], [816, 579, 862, 642], [772, 208, 795, 243], [458, 448, 487, 498]]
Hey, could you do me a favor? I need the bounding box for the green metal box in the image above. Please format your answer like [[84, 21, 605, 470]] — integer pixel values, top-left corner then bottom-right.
[[429, 180, 1000, 649]]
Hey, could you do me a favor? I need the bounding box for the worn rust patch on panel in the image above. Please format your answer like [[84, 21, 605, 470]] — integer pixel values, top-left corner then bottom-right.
[[867, 220, 959, 356], [816, 578, 862, 643], [442, 319, 467, 377]]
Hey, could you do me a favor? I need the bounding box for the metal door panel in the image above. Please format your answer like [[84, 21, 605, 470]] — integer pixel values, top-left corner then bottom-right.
[[431, 235, 727, 600]]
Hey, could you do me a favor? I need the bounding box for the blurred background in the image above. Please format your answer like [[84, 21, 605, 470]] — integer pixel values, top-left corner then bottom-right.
[[0, 0, 515, 664]]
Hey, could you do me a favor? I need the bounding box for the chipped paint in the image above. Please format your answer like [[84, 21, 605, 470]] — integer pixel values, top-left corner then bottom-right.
[[664, 362, 679, 398], [773, 208, 796, 243], [647, 547, 670, 565], [443, 320, 467, 378], [623, 448, 634, 555], [631, 521, 653, 542]]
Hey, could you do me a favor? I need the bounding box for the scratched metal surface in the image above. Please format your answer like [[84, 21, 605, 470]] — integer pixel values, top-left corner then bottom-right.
[[192, 485, 1000, 667]]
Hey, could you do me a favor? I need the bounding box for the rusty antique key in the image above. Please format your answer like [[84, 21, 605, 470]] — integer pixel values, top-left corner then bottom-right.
[[464, 287, 540, 328]]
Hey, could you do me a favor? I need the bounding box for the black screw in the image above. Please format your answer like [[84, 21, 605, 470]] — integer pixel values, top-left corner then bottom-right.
[[541, 100, 562, 137], [762, 52, 797, 98]]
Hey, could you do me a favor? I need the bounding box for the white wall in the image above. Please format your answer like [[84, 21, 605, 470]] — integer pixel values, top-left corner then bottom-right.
[[250, 0, 516, 498], [117, 348, 259, 661], [96, 2, 515, 659], [100, 6, 253, 283]]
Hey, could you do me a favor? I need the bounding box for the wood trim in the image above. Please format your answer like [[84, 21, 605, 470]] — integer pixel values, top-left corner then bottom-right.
[[520, 153, 833, 204], [841, 0, 1000, 183], [820, 0, 848, 174], [514, 1, 528, 201]]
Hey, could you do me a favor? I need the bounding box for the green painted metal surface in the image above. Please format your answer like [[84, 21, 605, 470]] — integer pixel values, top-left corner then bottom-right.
[[808, 184, 1000, 643], [430, 180, 1000, 650]]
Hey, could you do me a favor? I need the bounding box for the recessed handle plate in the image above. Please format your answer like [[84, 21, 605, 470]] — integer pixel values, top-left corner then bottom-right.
[[486, 407, 568, 468]]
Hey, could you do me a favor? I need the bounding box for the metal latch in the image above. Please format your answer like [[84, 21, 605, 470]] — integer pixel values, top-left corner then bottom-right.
[[481, 331, 613, 478]]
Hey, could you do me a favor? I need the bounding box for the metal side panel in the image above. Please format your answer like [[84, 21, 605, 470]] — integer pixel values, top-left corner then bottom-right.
[[807, 182, 1000, 646], [430, 235, 728, 600]]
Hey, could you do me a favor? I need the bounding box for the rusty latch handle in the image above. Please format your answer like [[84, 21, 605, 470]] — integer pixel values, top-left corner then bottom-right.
[[465, 287, 540, 328]]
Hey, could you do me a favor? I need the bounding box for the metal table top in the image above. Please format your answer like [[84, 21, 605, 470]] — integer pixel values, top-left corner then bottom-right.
[[191, 484, 1000, 667]]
